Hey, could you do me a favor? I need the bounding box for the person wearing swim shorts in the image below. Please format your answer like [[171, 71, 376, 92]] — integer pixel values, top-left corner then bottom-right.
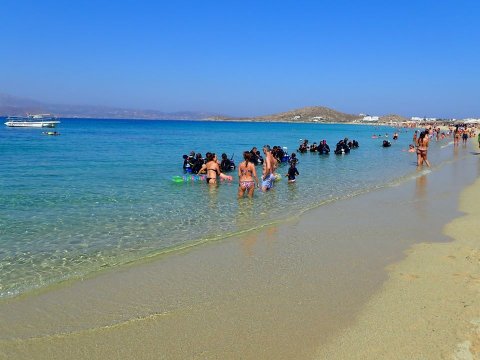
[[462, 131, 469, 146], [261, 145, 275, 192], [238, 151, 259, 198]]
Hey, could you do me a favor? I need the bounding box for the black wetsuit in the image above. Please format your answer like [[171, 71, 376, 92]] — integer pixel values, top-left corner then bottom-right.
[[221, 159, 234, 172], [287, 166, 299, 181]]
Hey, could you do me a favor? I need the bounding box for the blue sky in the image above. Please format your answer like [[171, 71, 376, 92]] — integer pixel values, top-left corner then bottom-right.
[[1, 0, 479, 118]]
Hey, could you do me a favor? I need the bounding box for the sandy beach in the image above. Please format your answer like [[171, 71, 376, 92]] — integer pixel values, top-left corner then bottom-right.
[[317, 170, 480, 359], [0, 144, 479, 359]]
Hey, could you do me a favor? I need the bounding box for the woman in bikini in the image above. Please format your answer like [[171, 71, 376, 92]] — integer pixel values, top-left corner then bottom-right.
[[416, 131, 431, 168], [199, 153, 232, 185], [238, 151, 259, 198], [453, 128, 461, 147]]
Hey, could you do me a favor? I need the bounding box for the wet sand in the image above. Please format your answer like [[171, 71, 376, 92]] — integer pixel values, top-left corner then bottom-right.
[[316, 156, 480, 358], [0, 146, 478, 359]]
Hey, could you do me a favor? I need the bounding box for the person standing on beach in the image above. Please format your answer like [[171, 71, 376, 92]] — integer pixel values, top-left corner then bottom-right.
[[462, 130, 469, 146], [478, 131, 480, 148], [261, 145, 275, 192], [238, 151, 259, 198], [417, 131, 431, 168], [454, 127, 460, 147]]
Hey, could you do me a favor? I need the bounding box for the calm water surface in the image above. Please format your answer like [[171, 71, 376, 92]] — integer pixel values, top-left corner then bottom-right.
[[0, 119, 459, 298]]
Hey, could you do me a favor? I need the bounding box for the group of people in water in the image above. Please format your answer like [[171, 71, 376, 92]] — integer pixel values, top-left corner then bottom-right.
[[237, 145, 301, 198], [183, 151, 236, 174], [181, 145, 300, 198], [181, 136, 361, 198], [411, 124, 477, 168], [297, 138, 359, 155], [373, 129, 430, 166], [179, 124, 480, 198], [452, 125, 476, 147]]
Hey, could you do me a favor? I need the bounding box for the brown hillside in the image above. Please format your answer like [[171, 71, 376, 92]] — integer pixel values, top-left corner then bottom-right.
[[379, 114, 409, 123], [227, 106, 361, 122]]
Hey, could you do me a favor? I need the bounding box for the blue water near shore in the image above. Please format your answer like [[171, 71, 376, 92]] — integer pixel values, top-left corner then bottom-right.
[[0, 119, 457, 298]]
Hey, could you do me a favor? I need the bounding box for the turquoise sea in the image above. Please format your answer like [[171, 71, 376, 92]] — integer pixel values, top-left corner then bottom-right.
[[0, 119, 458, 299]]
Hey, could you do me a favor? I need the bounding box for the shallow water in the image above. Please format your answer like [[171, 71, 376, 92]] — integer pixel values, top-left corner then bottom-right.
[[1, 140, 478, 360], [0, 119, 463, 298]]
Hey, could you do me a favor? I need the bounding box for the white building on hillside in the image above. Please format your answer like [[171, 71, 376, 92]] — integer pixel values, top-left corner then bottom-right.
[[411, 116, 437, 122], [463, 118, 480, 124]]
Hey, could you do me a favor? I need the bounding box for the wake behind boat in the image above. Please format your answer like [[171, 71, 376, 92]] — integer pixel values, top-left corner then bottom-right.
[[4, 114, 60, 128]]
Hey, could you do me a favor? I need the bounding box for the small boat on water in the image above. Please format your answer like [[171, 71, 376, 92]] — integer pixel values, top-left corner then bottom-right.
[[4, 114, 60, 128]]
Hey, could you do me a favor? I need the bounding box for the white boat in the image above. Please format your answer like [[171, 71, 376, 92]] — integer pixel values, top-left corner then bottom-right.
[[4, 114, 60, 128]]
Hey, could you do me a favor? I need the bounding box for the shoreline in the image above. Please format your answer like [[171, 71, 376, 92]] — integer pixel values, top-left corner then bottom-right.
[[0, 143, 478, 359], [0, 121, 420, 302], [0, 165, 427, 303]]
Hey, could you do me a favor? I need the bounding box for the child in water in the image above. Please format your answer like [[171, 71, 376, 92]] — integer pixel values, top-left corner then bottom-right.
[[286, 161, 299, 183]]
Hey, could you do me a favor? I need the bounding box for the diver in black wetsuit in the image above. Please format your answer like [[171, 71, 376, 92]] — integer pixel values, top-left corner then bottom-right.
[[220, 153, 236, 172], [191, 153, 205, 174], [183, 151, 196, 173], [318, 140, 330, 154], [298, 139, 308, 153], [334, 140, 350, 154], [249, 147, 264, 165]]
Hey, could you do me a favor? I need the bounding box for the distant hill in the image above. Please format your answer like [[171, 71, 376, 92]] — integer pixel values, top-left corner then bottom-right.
[[1, 92, 410, 123], [221, 106, 362, 123], [0, 93, 45, 115], [378, 114, 410, 123], [0, 93, 224, 120]]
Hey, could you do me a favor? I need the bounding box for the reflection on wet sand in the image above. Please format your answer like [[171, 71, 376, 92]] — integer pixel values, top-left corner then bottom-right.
[[236, 197, 255, 229], [415, 174, 427, 199], [241, 233, 259, 257], [414, 173, 427, 217]]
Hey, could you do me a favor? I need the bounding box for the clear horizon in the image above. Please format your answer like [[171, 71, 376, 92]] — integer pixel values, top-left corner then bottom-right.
[[1, 0, 479, 118]]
